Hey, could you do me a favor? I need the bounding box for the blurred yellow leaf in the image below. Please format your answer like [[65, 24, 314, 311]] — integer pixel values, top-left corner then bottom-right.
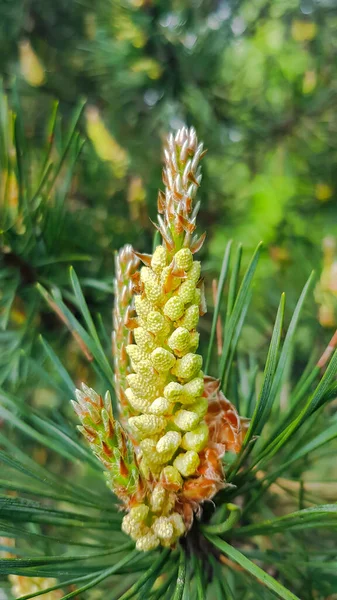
[[85, 106, 129, 178], [315, 183, 333, 202], [19, 40, 46, 87], [131, 58, 162, 79], [291, 20, 317, 42], [302, 70, 317, 94]]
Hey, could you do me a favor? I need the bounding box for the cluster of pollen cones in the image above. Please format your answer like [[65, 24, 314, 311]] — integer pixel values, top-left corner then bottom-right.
[[73, 127, 248, 550]]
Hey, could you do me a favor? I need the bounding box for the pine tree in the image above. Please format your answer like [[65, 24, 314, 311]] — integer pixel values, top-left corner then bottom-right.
[[1, 124, 337, 599]]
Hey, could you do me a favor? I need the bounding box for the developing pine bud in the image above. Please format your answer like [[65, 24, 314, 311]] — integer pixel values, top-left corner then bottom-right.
[[122, 513, 148, 540], [140, 438, 167, 466], [130, 358, 153, 376], [140, 267, 153, 284]]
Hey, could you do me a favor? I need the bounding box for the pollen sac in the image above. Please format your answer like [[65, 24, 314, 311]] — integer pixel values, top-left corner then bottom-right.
[[163, 296, 185, 321], [129, 504, 149, 522], [151, 245, 167, 274], [129, 414, 166, 438], [164, 381, 184, 403], [178, 304, 200, 330], [134, 296, 153, 319], [145, 280, 164, 304], [169, 513, 186, 538], [146, 310, 165, 334], [163, 492, 176, 515], [155, 319, 172, 344], [172, 409, 200, 431], [126, 374, 157, 400], [168, 327, 191, 356], [136, 532, 160, 551], [194, 288, 202, 304], [126, 344, 148, 364], [173, 450, 200, 477], [133, 327, 156, 352], [188, 397, 208, 418], [181, 423, 209, 452], [160, 465, 183, 490], [182, 377, 204, 403], [140, 438, 166, 465], [175, 248, 193, 271], [122, 513, 148, 540], [152, 516, 174, 540], [187, 261, 201, 284], [156, 431, 181, 456], [130, 358, 154, 376], [178, 279, 196, 304], [188, 331, 200, 352], [172, 353, 203, 381], [148, 396, 172, 415], [151, 347, 176, 373], [140, 266, 153, 284], [125, 388, 151, 412], [150, 484, 167, 513]]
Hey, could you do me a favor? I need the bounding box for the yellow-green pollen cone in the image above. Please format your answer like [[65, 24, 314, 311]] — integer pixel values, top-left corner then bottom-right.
[[73, 127, 218, 552], [120, 127, 209, 550]]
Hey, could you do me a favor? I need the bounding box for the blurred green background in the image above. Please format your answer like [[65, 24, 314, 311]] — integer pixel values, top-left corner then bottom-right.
[[1, 0, 337, 392]]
